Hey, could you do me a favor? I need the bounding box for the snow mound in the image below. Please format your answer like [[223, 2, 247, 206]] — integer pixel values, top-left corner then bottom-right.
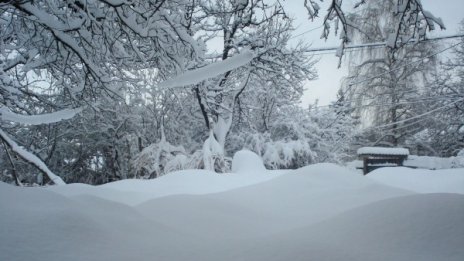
[[136, 163, 412, 239], [46, 182, 152, 206], [368, 167, 464, 194], [231, 149, 266, 173], [240, 193, 464, 261], [0, 182, 204, 261], [405, 155, 464, 169], [48, 169, 284, 205], [3, 164, 464, 261]]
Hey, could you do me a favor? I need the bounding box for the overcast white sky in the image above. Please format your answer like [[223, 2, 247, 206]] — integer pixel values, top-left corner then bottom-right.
[[282, 0, 464, 107]]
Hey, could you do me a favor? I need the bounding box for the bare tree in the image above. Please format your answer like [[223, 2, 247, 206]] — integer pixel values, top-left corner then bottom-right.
[[342, 0, 439, 147]]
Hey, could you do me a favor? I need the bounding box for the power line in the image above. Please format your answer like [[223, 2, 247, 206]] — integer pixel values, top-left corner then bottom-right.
[[355, 96, 462, 110], [365, 116, 430, 136], [289, 8, 366, 41], [311, 44, 386, 56], [327, 97, 464, 142], [363, 97, 464, 132], [290, 25, 324, 40], [303, 34, 464, 53], [364, 113, 436, 136], [308, 95, 461, 111], [339, 41, 463, 101], [350, 91, 460, 104]]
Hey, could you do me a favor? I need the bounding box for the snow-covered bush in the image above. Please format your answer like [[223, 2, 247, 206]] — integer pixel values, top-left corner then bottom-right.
[[450, 155, 464, 168], [458, 149, 464, 157], [228, 131, 315, 169], [164, 154, 190, 174], [189, 149, 232, 173], [240, 132, 270, 157], [263, 140, 316, 169], [227, 132, 270, 157], [174, 138, 231, 174], [132, 135, 186, 178], [225, 103, 356, 169], [227, 131, 307, 169]]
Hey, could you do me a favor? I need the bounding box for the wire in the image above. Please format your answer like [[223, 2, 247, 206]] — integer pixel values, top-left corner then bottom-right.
[[304, 34, 464, 53], [311, 44, 386, 56], [290, 7, 367, 41], [352, 93, 460, 104], [309, 94, 461, 111], [303, 35, 463, 57], [331, 97, 464, 143], [356, 97, 462, 111], [363, 97, 464, 131], [290, 25, 324, 40], [349, 42, 461, 86], [337, 41, 463, 102]]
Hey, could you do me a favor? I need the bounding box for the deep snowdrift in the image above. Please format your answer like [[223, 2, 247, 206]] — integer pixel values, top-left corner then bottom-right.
[[48, 168, 286, 205], [0, 182, 204, 261], [1, 163, 463, 261], [368, 167, 464, 194], [239, 193, 464, 261]]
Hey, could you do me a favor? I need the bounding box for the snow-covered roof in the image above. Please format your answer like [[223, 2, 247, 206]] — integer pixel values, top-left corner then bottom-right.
[[357, 147, 409, 156]]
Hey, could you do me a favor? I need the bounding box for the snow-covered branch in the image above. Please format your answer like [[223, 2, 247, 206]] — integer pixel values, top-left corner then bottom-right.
[[304, 0, 445, 59], [0, 128, 65, 185], [159, 50, 256, 88], [0, 107, 83, 125]]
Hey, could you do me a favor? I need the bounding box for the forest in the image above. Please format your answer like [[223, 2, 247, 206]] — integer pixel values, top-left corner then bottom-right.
[[0, 0, 462, 185]]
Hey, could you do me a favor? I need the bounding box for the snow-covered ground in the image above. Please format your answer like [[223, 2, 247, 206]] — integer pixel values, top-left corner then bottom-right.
[[1, 154, 463, 261]]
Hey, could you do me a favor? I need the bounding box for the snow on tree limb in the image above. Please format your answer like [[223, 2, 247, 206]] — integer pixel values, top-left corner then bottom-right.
[[0, 107, 83, 125], [304, 0, 446, 60], [159, 49, 256, 89], [0, 128, 65, 185], [0, 106, 81, 185], [18, 3, 106, 79]]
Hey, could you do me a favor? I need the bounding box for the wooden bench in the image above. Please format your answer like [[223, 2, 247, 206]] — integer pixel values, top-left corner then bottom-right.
[[357, 147, 409, 175]]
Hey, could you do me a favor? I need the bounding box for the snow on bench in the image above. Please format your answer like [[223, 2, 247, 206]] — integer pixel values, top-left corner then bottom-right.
[[357, 147, 410, 175], [357, 147, 409, 156]]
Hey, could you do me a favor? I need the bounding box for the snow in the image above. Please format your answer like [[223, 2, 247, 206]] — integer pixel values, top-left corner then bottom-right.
[[48, 169, 285, 206], [159, 49, 255, 88], [423, 10, 446, 30], [368, 167, 464, 194], [386, 31, 398, 48], [348, 154, 464, 170], [231, 149, 266, 173], [20, 3, 105, 78], [202, 130, 225, 171], [357, 146, 410, 155], [1, 163, 463, 261], [0, 107, 82, 125], [405, 155, 464, 169], [242, 193, 464, 261]]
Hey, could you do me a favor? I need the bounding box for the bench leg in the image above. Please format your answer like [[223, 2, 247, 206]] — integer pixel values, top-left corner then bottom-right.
[[363, 158, 368, 175]]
